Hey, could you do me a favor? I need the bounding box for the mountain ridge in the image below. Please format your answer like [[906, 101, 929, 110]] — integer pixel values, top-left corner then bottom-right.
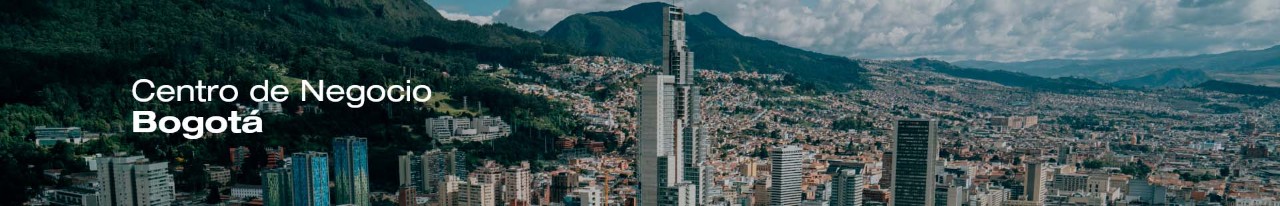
[[953, 45, 1280, 86], [543, 2, 866, 90]]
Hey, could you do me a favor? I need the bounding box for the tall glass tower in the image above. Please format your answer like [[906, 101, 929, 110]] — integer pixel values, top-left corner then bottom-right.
[[333, 136, 370, 206], [890, 119, 939, 206], [639, 4, 706, 206], [262, 168, 292, 206], [292, 152, 329, 206]]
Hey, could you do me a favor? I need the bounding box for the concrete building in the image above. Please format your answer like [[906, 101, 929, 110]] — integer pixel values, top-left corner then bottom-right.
[[399, 149, 468, 195], [890, 119, 938, 206], [98, 155, 175, 206], [503, 162, 533, 205], [831, 167, 864, 206], [424, 116, 512, 143], [770, 146, 803, 206], [48, 186, 104, 206], [231, 184, 263, 200], [1026, 162, 1047, 205]]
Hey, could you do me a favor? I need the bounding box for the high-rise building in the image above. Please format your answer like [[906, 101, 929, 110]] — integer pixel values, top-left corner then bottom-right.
[[333, 136, 370, 206], [399, 151, 426, 193], [1024, 162, 1046, 205], [292, 152, 329, 206], [769, 146, 804, 206], [551, 171, 580, 203], [880, 151, 894, 189], [262, 168, 292, 206], [832, 167, 865, 206], [638, 4, 705, 206], [456, 177, 498, 206], [503, 162, 533, 205], [890, 119, 938, 206], [97, 155, 175, 206], [471, 161, 505, 204], [405, 149, 468, 195]]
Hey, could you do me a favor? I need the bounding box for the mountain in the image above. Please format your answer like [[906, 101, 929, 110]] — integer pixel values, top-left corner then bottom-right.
[[543, 2, 866, 90], [1195, 80, 1280, 99], [897, 59, 1111, 92], [1112, 69, 1210, 88], [953, 45, 1280, 86]]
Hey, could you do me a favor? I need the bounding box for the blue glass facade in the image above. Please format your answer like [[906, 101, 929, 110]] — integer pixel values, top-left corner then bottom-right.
[[292, 152, 329, 206], [333, 137, 370, 206]]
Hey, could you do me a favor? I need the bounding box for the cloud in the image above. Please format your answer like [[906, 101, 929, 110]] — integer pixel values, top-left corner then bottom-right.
[[490, 0, 1280, 61], [438, 9, 500, 25]]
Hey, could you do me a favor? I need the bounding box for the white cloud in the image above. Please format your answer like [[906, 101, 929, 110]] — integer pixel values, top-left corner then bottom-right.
[[438, 9, 500, 25], [490, 0, 1280, 61]]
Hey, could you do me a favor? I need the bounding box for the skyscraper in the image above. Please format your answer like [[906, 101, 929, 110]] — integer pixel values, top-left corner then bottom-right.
[[97, 155, 175, 206], [890, 119, 939, 206], [832, 167, 864, 206], [769, 146, 803, 206], [292, 152, 329, 206], [638, 4, 705, 206], [1024, 162, 1047, 204], [333, 136, 370, 206], [262, 168, 292, 206]]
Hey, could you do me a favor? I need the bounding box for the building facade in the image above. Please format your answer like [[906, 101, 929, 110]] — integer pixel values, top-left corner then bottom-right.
[[97, 155, 175, 206], [292, 152, 329, 206], [770, 146, 803, 206], [890, 119, 938, 206], [333, 136, 370, 206]]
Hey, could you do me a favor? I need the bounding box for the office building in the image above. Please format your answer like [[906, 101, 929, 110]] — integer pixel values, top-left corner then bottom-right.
[[832, 167, 864, 206], [551, 171, 580, 203], [333, 136, 370, 206], [292, 152, 329, 206], [637, 4, 706, 206], [1025, 162, 1046, 205], [262, 168, 292, 206], [770, 146, 803, 206], [98, 155, 175, 206], [405, 149, 468, 194], [890, 119, 938, 206]]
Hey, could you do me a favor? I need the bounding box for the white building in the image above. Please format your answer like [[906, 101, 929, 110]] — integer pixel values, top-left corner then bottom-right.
[[98, 155, 175, 206], [424, 116, 512, 143], [770, 146, 803, 206], [230, 184, 263, 200]]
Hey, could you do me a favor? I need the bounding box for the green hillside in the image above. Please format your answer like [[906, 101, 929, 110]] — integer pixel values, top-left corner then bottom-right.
[[544, 2, 867, 90], [0, 0, 580, 201]]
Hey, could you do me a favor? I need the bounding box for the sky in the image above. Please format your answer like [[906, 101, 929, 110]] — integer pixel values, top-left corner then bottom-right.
[[427, 0, 1280, 62]]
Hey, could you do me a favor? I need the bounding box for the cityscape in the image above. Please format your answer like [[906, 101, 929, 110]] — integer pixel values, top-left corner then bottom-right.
[[5, 1, 1280, 206]]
